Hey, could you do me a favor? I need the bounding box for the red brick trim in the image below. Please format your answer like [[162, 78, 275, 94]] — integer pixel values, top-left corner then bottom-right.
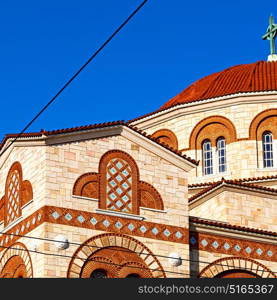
[[189, 174, 277, 188], [189, 116, 237, 150], [3, 162, 33, 227], [99, 150, 139, 215], [188, 178, 277, 203], [151, 129, 178, 150], [139, 181, 164, 210], [0, 196, 4, 222], [72, 172, 99, 199], [81, 256, 118, 278], [67, 233, 166, 278], [0, 242, 33, 278], [4, 162, 23, 226], [190, 231, 277, 262], [190, 216, 277, 237], [0, 205, 188, 253], [22, 180, 33, 207], [249, 109, 277, 140], [46, 206, 188, 244], [0, 122, 198, 166], [198, 257, 276, 278]]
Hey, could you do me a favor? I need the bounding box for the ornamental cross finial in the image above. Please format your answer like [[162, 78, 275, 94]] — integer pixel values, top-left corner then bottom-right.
[[262, 15, 277, 55]]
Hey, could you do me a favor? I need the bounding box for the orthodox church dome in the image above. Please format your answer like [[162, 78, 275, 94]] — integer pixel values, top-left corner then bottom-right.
[[161, 61, 277, 109]]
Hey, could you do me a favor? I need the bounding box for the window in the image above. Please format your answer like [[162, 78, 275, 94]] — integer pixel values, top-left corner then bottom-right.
[[90, 269, 107, 278], [99, 150, 139, 215], [202, 140, 213, 175], [217, 137, 227, 173], [5, 164, 22, 226], [126, 273, 140, 278], [262, 131, 274, 168], [106, 158, 133, 213]]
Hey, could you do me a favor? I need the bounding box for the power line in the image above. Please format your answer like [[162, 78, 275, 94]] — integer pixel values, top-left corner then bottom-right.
[[0, 0, 149, 157], [0, 230, 276, 275], [0, 244, 192, 277]]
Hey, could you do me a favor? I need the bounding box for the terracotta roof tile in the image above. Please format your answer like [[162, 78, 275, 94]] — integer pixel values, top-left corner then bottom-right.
[[188, 178, 277, 202], [128, 61, 277, 124], [161, 61, 277, 109], [188, 174, 277, 188], [189, 216, 277, 237], [0, 121, 198, 166]]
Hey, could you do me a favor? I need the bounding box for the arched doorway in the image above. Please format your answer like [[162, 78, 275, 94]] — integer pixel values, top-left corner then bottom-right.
[[67, 233, 166, 278]]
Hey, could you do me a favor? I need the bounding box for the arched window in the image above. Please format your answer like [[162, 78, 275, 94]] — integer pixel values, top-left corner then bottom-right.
[[262, 131, 274, 168], [126, 273, 140, 278], [5, 163, 23, 226], [202, 140, 213, 175], [217, 137, 226, 173], [99, 150, 139, 215], [90, 269, 107, 278]]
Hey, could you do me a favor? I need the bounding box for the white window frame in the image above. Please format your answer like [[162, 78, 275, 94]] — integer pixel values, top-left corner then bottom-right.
[[262, 131, 274, 168], [216, 137, 227, 173], [202, 140, 213, 176]]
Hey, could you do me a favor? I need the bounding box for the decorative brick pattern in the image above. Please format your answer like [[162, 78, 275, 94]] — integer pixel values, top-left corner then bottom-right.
[[67, 233, 166, 278], [189, 116, 237, 150], [0, 206, 187, 252], [0, 208, 45, 251], [249, 109, 277, 140], [151, 129, 179, 149], [46, 206, 188, 244], [72, 172, 99, 199], [5, 163, 22, 226], [139, 181, 164, 210], [190, 231, 277, 262], [198, 257, 276, 278], [0, 242, 33, 278], [0, 162, 33, 227], [99, 150, 139, 215], [73, 150, 165, 212]]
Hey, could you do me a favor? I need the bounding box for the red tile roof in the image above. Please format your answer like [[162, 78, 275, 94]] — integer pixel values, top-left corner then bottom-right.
[[188, 178, 277, 202], [128, 61, 277, 124], [0, 121, 198, 166], [188, 174, 277, 188], [161, 61, 277, 109], [189, 216, 277, 237]]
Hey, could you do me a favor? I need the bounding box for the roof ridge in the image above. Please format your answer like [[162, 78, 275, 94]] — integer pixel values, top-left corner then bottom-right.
[[0, 121, 199, 166], [189, 178, 277, 202], [189, 216, 277, 237], [188, 174, 277, 188]]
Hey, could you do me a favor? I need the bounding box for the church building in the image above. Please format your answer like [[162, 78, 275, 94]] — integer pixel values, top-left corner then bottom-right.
[[0, 19, 276, 278]]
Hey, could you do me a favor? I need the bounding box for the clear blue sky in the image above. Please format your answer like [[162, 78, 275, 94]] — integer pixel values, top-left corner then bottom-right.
[[0, 0, 275, 140]]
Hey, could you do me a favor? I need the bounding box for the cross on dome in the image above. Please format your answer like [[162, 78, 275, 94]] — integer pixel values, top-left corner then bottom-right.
[[262, 15, 277, 61]]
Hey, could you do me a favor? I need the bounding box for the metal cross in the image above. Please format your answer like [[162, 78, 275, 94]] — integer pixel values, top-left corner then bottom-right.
[[262, 15, 277, 55]]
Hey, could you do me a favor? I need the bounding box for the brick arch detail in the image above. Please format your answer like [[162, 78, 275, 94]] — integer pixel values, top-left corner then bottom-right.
[[99, 150, 140, 215], [72, 150, 165, 214], [117, 261, 153, 278], [22, 180, 33, 207], [139, 181, 164, 210], [249, 109, 277, 140], [189, 116, 237, 150], [151, 129, 179, 149], [72, 172, 99, 199], [4, 162, 23, 226], [2, 162, 33, 226], [67, 233, 166, 278], [0, 242, 33, 278], [198, 256, 276, 278]]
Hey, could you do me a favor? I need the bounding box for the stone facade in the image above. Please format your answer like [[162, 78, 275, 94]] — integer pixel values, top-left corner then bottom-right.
[[0, 62, 276, 278]]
